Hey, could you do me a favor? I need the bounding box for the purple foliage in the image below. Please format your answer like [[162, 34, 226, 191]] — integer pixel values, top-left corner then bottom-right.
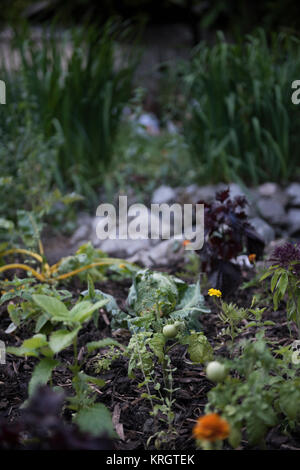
[[0, 386, 114, 450], [271, 242, 300, 275], [198, 188, 264, 270]]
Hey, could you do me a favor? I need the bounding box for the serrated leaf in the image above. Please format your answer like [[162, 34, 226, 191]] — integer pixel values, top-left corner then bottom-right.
[[73, 403, 115, 437], [171, 281, 210, 329], [28, 358, 59, 396]]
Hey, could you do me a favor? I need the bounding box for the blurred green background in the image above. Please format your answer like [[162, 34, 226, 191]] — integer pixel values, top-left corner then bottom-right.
[[0, 0, 300, 237]]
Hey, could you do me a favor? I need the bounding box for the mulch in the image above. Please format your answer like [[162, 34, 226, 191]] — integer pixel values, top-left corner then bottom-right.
[[1, 262, 300, 450]]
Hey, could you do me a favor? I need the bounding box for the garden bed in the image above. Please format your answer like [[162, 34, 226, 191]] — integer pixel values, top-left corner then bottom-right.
[[1, 259, 300, 451]]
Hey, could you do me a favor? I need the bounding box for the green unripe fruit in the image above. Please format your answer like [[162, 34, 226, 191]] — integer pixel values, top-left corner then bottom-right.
[[163, 324, 178, 338], [206, 361, 227, 383]]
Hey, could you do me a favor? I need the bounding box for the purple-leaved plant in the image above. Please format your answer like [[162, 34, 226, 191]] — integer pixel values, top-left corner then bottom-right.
[[270, 242, 300, 276]]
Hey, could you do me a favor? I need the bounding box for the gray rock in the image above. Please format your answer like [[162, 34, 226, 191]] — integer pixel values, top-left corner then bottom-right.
[[286, 183, 300, 207], [70, 224, 91, 246], [196, 185, 219, 203], [228, 183, 246, 199], [99, 238, 151, 258], [258, 182, 280, 197], [228, 183, 260, 216], [152, 185, 177, 204], [287, 209, 300, 236], [256, 198, 286, 225], [128, 238, 184, 267], [70, 213, 93, 246], [249, 217, 275, 244], [179, 184, 217, 204]]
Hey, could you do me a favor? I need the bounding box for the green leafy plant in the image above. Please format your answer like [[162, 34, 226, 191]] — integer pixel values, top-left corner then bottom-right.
[[126, 323, 213, 449], [218, 297, 273, 346], [7, 293, 120, 435], [0, 118, 82, 239], [1, 22, 138, 199], [0, 276, 72, 333], [122, 268, 210, 330], [89, 269, 212, 448], [206, 332, 300, 448], [0, 236, 134, 285], [261, 242, 300, 337]]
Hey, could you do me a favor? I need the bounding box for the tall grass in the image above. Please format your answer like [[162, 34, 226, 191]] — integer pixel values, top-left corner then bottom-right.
[[0, 22, 138, 199], [183, 30, 300, 185]]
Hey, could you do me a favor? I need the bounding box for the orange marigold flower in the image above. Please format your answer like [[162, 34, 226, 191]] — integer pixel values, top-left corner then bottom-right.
[[182, 240, 191, 247], [193, 413, 230, 442], [248, 253, 256, 263]]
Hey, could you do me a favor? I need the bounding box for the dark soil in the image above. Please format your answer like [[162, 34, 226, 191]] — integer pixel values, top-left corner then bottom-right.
[[1, 262, 300, 451]]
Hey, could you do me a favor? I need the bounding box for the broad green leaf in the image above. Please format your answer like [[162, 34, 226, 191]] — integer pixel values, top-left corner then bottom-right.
[[73, 403, 115, 437], [278, 272, 288, 296], [259, 270, 272, 281], [35, 313, 50, 333], [7, 334, 48, 357], [149, 333, 166, 363], [7, 346, 39, 358], [78, 373, 106, 388], [185, 331, 213, 363], [273, 289, 280, 311], [28, 358, 59, 396], [23, 334, 48, 350], [69, 299, 108, 323], [33, 294, 69, 319], [49, 327, 80, 354], [271, 271, 281, 292], [171, 281, 210, 329]]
